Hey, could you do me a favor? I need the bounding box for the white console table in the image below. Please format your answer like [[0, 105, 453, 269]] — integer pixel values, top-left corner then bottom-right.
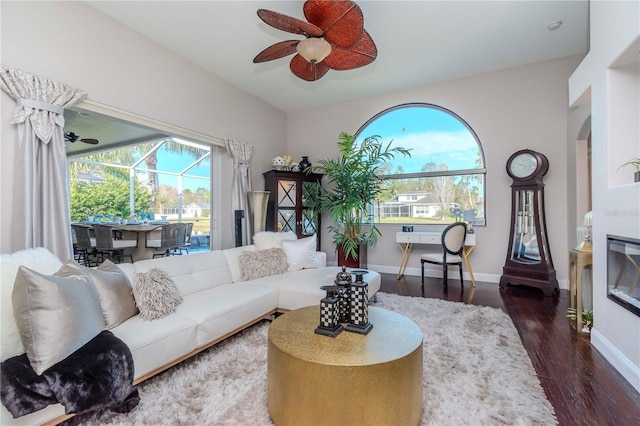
[[396, 231, 477, 286]]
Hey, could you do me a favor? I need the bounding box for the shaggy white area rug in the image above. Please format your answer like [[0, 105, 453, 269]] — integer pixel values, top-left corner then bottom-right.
[[78, 293, 557, 425]]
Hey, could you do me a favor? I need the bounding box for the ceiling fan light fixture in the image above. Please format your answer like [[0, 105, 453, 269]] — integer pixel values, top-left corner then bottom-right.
[[296, 37, 332, 64]]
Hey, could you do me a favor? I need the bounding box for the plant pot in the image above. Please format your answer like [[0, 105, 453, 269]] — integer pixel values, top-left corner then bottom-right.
[[634, 171, 639, 183], [337, 244, 368, 269]]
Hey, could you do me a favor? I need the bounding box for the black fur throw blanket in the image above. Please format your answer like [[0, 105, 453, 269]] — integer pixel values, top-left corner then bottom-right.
[[1, 330, 139, 418]]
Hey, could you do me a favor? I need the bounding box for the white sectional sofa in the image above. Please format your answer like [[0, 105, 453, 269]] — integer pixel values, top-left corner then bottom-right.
[[0, 245, 380, 425]]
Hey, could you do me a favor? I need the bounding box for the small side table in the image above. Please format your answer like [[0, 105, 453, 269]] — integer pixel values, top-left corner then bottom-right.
[[569, 249, 593, 332]]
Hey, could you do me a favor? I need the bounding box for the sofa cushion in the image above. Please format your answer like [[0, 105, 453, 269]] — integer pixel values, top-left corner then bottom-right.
[[239, 248, 287, 281], [110, 313, 198, 380], [175, 283, 278, 347], [281, 235, 323, 271], [1, 248, 63, 362], [12, 261, 104, 374], [68, 260, 138, 329], [133, 268, 183, 320], [222, 245, 257, 283], [253, 231, 297, 250], [130, 251, 232, 296]]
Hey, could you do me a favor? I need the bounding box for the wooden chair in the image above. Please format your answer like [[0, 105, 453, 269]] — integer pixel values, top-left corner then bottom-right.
[[146, 223, 186, 258], [93, 224, 137, 264], [71, 224, 96, 266], [421, 222, 467, 294]]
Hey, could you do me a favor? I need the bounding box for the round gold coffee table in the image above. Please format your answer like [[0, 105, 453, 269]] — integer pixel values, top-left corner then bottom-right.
[[267, 306, 423, 425]]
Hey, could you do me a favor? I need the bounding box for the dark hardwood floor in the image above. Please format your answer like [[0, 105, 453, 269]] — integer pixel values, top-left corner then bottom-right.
[[379, 273, 640, 425]]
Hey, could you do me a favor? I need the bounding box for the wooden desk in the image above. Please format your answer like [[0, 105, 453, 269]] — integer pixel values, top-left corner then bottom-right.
[[396, 231, 477, 286], [569, 249, 592, 333]]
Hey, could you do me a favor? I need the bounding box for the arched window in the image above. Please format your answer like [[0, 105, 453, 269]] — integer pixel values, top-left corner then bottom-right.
[[355, 103, 486, 226]]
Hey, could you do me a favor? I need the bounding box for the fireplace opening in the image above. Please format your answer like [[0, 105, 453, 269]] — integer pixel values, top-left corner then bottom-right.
[[607, 235, 640, 317]]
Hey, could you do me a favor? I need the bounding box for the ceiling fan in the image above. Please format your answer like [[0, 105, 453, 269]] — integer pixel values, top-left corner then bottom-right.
[[64, 131, 99, 145], [253, 0, 377, 81]]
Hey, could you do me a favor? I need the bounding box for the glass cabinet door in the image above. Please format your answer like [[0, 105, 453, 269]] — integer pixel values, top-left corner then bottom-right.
[[510, 189, 541, 263], [264, 170, 323, 248]]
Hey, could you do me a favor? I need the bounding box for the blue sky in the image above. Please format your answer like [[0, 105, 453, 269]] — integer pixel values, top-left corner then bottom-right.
[[136, 144, 211, 191], [356, 105, 482, 173]]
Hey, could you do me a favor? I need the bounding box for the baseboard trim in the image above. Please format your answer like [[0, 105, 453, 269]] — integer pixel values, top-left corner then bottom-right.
[[590, 328, 640, 394], [367, 264, 568, 289]]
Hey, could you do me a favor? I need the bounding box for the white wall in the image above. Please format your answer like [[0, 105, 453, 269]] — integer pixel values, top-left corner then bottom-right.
[[0, 1, 286, 251], [569, 1, 640, 393], [287, 55, 583, 287]]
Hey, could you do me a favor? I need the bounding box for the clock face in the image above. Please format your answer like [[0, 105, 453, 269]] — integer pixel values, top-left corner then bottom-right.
[[509, 152, 538, 178]]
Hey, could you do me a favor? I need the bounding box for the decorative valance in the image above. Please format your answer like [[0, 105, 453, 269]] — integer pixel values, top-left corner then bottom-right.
[[0, 66, 87, 143]]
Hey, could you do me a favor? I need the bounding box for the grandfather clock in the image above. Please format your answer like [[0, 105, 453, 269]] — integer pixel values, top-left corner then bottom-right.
[[499, 149, 559, 296]]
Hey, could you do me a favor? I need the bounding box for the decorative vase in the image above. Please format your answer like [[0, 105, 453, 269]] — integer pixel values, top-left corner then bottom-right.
[[635, 171, 639, 183], [248, 191, 270, 237], [299, 156, 311, 172]]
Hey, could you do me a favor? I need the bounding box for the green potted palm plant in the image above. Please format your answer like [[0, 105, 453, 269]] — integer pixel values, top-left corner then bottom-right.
[[311, 132, 410, 267]]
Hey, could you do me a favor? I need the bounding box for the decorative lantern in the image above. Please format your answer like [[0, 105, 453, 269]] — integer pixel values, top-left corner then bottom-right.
[[345, 271, 373, 335], [334, 266, 352, 323], [315, 286, 344, 337]]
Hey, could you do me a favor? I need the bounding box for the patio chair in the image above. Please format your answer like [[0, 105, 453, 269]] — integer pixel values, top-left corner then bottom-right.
[[146, 223, 187, 258], [179, 222, 194, 254], [71, 224, 96, 266], [93, 224, 137, 264]]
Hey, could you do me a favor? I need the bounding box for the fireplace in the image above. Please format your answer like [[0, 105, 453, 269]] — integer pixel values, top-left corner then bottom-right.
[[607, 235, 640, 316]]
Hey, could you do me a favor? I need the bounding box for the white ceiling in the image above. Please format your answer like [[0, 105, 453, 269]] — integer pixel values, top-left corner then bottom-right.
[[87, 0, 589, 114], [66, 1, 588, 154]]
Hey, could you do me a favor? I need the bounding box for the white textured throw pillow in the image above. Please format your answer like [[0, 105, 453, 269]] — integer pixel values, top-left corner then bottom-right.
[[222, 245, 257, 283], [238, 248, 288, 281], [253, 231, 297, 251], [133, 268, 183, 321], [281, 235, 323, 271]]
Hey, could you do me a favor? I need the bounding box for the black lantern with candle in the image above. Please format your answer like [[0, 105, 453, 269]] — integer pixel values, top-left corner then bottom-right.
[[315, 286, 344, 337], [345, 271, 373, 334]]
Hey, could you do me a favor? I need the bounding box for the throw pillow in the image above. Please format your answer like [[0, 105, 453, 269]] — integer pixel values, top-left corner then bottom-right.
[[281, 235, 323, 271], [12, 261, 104, 374], [253, 231, 297, 251], [66, 260, 139, 329], [1, 247, 63, 362], [132, 268, 183, 321], [222, 245, 257, 283], [238, 248, 288, 281]]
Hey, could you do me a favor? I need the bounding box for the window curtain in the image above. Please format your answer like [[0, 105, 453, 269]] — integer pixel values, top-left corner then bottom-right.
[[0, 66, 87, 260], [224, 137, 254, 246]]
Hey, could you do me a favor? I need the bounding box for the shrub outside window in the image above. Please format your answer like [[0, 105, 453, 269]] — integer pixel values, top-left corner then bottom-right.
[[355, 103, 486, 226]]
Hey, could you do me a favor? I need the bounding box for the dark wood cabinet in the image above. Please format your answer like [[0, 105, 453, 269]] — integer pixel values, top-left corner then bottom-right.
[[263, 170, 323, 248]]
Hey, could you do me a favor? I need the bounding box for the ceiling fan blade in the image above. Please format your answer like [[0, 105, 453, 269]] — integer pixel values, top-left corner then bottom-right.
[[290, 54, 330, 81], [80, 138, 99, 145], [253, 40, 300, 63], [257, 9, 323, 37], [323, 30, 377, 70], [304, 0, 364, 48]]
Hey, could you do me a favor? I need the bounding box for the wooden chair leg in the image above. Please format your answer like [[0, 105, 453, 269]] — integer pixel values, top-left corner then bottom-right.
[[459, 264, 464, 287], [443, 263, 448, 288], [421, 260, 425, 296]]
